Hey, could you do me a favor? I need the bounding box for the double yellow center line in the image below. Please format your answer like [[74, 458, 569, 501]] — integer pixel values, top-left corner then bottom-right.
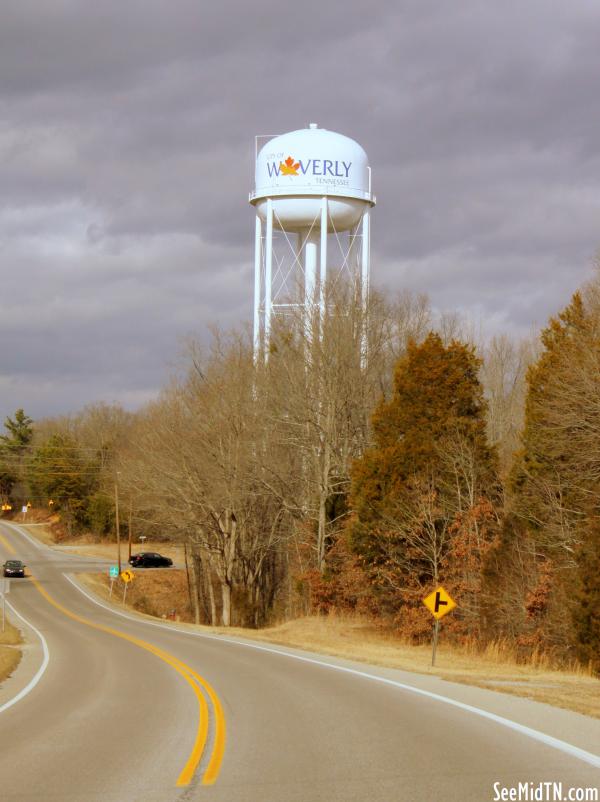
[[0, 533, 16, 555], [0, 530, 225, 787]]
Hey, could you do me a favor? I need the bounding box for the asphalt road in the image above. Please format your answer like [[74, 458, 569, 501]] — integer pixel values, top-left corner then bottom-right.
[[0, 521, 599, 802]]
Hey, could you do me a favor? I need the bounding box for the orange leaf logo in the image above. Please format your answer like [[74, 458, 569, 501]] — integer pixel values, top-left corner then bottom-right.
[[280, 155, 300, 176]]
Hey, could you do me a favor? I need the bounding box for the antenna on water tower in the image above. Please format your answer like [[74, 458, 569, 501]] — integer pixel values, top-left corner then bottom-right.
[[249, 123, 375, 361]]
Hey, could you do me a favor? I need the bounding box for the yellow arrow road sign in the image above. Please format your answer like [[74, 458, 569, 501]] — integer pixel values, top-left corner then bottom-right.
[[423, 586, 456, 620], [120, 570, 135, 584]]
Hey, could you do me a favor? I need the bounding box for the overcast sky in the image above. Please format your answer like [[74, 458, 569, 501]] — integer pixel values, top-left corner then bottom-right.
[[2, 1, 599, 424]]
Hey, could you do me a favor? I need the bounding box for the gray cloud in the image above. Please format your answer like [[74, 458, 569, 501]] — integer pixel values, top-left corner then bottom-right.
[[1, 0, 599, 423]]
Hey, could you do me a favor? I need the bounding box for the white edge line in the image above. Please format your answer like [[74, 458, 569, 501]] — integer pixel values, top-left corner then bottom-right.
[[62, 574, 600, 770], [1, 521, 45, 550], [0, 522, 51, 713], [0, 600, 50, 714]]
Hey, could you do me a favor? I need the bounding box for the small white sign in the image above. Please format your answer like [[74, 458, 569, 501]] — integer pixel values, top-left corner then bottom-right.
[[0, 579, 10, 595], [21, 505, 27, 514]]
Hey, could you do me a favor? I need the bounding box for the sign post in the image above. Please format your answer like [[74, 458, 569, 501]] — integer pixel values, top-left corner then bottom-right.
[[108, 565, 119, 598], [423, 586, 456, 667], [120, 569, 135, 606]]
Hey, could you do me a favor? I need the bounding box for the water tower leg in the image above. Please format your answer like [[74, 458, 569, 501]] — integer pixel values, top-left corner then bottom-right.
[[296, 232, 302, 256], [264, 199, 273, 359], [253, 214, 262, 362], [304, 229, 318, 339], [319, 197, 328, 332], [361, 207, 371, 303], [349, 222, 360, 274], [296, 232, 303, 285], [361, 208, 371, 368]]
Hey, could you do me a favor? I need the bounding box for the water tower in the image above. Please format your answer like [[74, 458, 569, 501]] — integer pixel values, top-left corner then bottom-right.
[[249, 124, 375, 360]]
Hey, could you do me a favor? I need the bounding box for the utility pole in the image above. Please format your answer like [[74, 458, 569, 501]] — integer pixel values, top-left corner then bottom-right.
[[184, 542, 193, 615], [114, 481, 121, 574], [128, 499, 133, 562]]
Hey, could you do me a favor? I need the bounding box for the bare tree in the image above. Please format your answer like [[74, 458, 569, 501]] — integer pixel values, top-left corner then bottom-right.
[[260, 282, 421, 572], [480, 335, 536, 476], [119, 333, 293, 626]]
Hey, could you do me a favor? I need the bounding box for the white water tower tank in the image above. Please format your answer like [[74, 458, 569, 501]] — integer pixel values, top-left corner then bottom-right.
[[251, 124, 374, 231], [249, 124, 375, 359]]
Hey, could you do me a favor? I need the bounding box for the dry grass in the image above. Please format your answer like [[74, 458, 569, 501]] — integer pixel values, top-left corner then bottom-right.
[[0, 648, 21, 684], [82, 570, 192, 621], [0, 620, 22, 647], [77, 572, 600, 719], [238, 616, 600, 718], [0, 619, 22, 684]]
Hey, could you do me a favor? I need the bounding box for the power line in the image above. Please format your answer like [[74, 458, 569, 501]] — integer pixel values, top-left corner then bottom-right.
[[0, 444, 117, 453]]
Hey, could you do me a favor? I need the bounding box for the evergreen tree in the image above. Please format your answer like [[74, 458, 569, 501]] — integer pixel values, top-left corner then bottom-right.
[[573, 517, 600, 674], [86, 491, 114, 537], [0, 409, 34, 502], [511, 293, 590, 542], [27, 434, 97, 533], [1, 409, 33, 454], [507, 289, 600, 654], [349, 333, 500, 639], [0, 464, 16, 503]]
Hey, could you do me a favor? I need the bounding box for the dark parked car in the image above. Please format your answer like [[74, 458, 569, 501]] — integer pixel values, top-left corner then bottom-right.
[[3, 560, 26, 578], [128, 552, 173, 568]]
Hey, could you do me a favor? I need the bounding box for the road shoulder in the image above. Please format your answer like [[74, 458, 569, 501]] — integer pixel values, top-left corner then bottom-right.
[[0, 602, 48, 712]]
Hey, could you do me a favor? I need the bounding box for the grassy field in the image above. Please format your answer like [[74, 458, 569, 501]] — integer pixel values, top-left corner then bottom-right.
[[0, 619, 22, 685], [83, 569, 191, 620], [79, 571, 600, 719]]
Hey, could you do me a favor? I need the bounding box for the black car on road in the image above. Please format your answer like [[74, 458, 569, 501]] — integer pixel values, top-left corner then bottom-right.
[[3, 560, 26, 578], [128, 552, 173, 568]]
